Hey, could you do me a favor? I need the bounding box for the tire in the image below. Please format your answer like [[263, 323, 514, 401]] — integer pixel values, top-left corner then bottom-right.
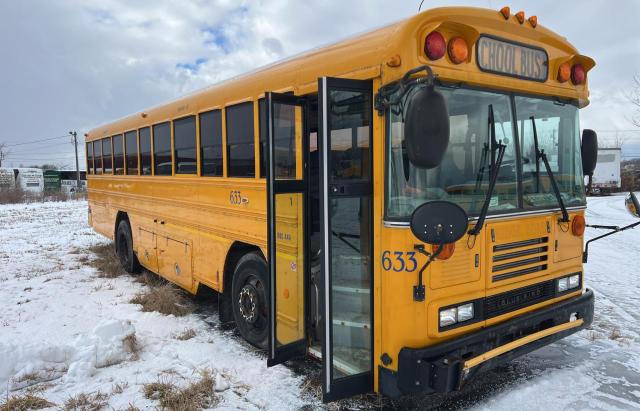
[[231, 252, 269, 349], [116, 219, 142, 274]]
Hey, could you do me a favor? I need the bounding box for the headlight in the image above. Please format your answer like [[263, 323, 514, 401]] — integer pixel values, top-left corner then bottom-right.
[[557, 273, 581, 293], [457, 303, 474, 322], [439, 303, 475, 328], [557, 277, 569, 293], [568, 274, 580, 289], [439, 308, 457, 327]]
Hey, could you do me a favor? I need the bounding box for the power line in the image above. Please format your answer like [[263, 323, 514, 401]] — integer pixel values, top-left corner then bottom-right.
[[4, 135, 69, 147]]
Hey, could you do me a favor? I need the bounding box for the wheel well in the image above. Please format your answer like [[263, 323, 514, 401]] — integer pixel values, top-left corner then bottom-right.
[[223, 242, 264, 294], [114, 211, 129, 246]]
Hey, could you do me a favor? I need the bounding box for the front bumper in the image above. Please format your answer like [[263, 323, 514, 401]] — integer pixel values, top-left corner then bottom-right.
[[379, 289, 594, 397]]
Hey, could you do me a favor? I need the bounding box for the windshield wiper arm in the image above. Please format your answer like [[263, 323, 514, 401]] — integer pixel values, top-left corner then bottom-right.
[[469, 105, 505, 236], [530, 116, 569, 223]]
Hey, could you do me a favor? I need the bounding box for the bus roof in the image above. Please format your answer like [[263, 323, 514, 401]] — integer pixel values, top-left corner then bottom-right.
[[88, 6, 594, 141]]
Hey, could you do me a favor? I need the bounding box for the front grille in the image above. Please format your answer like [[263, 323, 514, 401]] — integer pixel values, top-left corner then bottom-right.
[[492, 237, 549, 282], [485, 280, 555, 318]]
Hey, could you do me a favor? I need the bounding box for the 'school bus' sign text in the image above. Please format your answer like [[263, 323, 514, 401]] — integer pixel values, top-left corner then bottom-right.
[[476, 35, 548, 82]]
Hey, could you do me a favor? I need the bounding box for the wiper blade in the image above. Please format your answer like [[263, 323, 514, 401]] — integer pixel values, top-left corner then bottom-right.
[[469, 104, 504, 236], [530, 116, 570, 223]]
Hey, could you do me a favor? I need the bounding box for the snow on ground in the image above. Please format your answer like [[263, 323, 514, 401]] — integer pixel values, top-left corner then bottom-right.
[[0, 197, 639, 410], [0, 201, 309, 410]]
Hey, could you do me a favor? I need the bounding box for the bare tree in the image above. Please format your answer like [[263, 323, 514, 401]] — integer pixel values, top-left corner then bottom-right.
[[630, 73, 640, 128], [0, 143, 8, 167]]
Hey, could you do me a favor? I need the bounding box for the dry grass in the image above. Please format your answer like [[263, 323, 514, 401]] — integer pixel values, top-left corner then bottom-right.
[[111, 381, 129, 394], [143, 371, 217, 411], [175, 328, 197, 341], [0, 394, 54, 410], [88, 244, 123, 278], [130, 284, 193, 317], [134, 271, 166, 287], [63, 391, 109, 411], [0, 188, 26, 205]]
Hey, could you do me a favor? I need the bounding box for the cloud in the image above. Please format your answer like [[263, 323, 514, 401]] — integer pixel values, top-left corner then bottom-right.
[[1, 0, 639, 167]]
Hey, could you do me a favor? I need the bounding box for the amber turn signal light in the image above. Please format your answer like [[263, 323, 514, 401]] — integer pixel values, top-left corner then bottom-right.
[[500, 6, 510, 19], [515, 11, 525, 24], [571, 215, 586, 236], [425, 31, 446, 60], [434, 243, 456, 260], [558, 62, 571, 83], [448, 36, 468, 64]]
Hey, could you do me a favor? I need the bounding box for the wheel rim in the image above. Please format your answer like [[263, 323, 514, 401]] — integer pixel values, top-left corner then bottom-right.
[[238, 274, 267, 331]]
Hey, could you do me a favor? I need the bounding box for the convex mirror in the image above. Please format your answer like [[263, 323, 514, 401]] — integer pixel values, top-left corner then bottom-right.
[[404, 85, 450, 169], [625, 192, 640, 218], [581, 129, 598, 176], [410, 201, 468, 245]]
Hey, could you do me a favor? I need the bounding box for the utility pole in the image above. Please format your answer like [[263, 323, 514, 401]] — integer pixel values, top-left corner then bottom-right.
[[69, 131, 81, 190]]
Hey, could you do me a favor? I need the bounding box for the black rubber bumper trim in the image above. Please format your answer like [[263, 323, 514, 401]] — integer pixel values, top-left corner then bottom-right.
[[379, 289, 594, 398]]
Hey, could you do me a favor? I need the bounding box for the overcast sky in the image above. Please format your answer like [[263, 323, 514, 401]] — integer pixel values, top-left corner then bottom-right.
[[1, 0, 639, 168]]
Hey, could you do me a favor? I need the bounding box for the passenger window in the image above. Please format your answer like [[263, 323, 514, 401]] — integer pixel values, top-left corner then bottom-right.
[[125, 131, 138, 175], [102, 137, 113, 174], [139, 127, 152, 175], [153, 122, 172, 176], [113, 134, 124, 175], [200, 110, 223, 176], [173, 116, 197, 174], [94, 140, 102, 174], [226, 102, 255, 177], [86, 142, 93, 174]]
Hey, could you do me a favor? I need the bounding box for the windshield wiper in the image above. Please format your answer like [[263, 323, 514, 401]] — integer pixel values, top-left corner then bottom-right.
[[530, 116, 569, 223], [469, 105, 506, 236]]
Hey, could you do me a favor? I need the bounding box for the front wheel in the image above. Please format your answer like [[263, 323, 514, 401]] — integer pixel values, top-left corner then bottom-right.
[[231, 252, 269, 349], [116, 219, 142, 274]]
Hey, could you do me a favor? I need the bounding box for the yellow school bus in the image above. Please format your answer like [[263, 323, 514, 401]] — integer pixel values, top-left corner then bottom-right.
[[86, 6, 607, 401]]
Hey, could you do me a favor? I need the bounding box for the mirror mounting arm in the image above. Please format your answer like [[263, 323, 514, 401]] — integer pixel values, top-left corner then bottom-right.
[[413, 243, 443, 302], [583, 220, 640, 262], [374, 65, 436, 115]]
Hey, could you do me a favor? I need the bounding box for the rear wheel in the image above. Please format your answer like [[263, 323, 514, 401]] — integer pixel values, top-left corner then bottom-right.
[[231, 252, 268, 349], [116, 219, 141, 274]]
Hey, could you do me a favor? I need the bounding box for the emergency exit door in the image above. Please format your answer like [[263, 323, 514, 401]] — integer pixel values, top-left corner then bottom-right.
[[318, 77, 373, 401]]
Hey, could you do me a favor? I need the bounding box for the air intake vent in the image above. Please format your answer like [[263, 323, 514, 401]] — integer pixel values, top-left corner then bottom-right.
[[492, 237, 549, 282]]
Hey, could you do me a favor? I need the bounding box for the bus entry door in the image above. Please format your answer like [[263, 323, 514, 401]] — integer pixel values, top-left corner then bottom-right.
[[318, 77, 373, 402], [266, 92, 308, 366]]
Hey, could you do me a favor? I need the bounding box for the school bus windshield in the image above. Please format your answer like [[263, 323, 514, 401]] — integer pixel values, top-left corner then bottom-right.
[[386, 84, 586, 220]]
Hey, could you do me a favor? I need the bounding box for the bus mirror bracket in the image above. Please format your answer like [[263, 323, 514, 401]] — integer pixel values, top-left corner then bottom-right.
[[375, 65, 450, 169], [410, 201, 468, 301]]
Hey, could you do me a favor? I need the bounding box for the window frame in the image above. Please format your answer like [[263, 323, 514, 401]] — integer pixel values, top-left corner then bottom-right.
[[138, 126, 152, 176]]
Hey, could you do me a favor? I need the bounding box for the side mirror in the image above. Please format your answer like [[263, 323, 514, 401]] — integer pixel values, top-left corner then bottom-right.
[[625, 192, 640, 218], [410, 201, 468, 245], [581, 129, 598, 176], [404, 86, 450, 169]]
